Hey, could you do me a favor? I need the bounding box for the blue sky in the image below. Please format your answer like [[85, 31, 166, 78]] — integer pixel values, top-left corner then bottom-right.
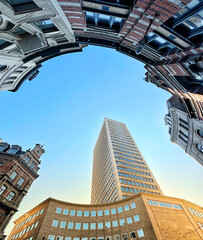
[[1, 46, 202, 235]]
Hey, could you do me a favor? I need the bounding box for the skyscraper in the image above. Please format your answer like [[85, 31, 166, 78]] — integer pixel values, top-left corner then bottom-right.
[[91, 119, 162, 204]]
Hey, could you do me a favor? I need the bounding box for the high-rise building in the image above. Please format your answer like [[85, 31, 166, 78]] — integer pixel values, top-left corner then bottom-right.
[[91, 119, 162, 204], [0, 139, 45, 239]]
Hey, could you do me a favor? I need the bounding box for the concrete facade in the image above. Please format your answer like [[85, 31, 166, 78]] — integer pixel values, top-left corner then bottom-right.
[[7, 194, 203, 240], [0, 140, 45, 239], [91, 119, 163, 204]]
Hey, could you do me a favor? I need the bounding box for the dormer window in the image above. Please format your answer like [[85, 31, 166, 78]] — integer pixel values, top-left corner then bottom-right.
[[7, 148, 18, 154]]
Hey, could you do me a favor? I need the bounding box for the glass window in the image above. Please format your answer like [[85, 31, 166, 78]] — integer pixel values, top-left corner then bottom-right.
[[74, 238, 79, 240], [105, 209, 110, 215], [40, 209, 44, 214], [77, 210, 82, 216], [137, 229, 144, 238], [90, 223, 96, 229], [119, 219, 125, 226], [48, 236, 55, 240], [6, 191, 15, 201], [17, 177, 25, 187], [105, 221, 111, 228], [98, 222, 103, 229], [10, 171, 17, 180], [75, 223, 81, 229], [65, 238, 71, 240], [82, 238, 88, 240], [130, 232, 136, 239], [98, 210, 103, 216], [118, 207, 123, 213], [56, 207, 62, 214], [112, 220, 118, 227], [130, 202, 136, 209], [111, 208, 116, 214], [127, 217, 133, 224], [83, 223, 89, 230], [133, 214, 140, 222], [84, 211, 89, 217], [124, 205, 130, 211], [70, 210, 76, 216], [57, 237, 63, 240], [0, 185, 7, 195], [63, 209, 69, 215], [121, 233, 128, 240], [60, 221, 66, 228], [67, 222, 74, 229], [91, 211, 96, 217], [35, 221, 39, 228], [173, 204, 182, 210], [52, 220, 59, 227]]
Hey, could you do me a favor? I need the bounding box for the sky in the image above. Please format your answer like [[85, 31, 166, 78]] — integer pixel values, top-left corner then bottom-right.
[[1, 45, 202, 236]]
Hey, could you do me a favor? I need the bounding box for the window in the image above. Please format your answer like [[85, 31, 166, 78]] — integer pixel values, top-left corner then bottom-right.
[[30, 161, 36, 169], [63, 209, 69, 215], [6, 191, 15, 201], [133, 214, 140, 222], [98, 222, 103, 229], [118, 207, 123, 213], [84, 211, 89, 217], [65, 238, 71, 240], [111, 208, 116, 214], [112, 220, 118, 227], [70, 210, 76, 216], [83, 223, 89, 230], [196, 143, 203, 153], [75, 223, 81, 229], [0, 185, 7, 195], [60, 221, 66, 228], [130, 232, 136, 239], [105, 209, 110, 215], [24, 156, 31, 163], [91, 211, 96, 216], [48, 236, 55, 240], [119, 219, 125, 226], [52, 220, 59, 227], [35, 221, 39, 228], [90, 223, 96, 229], [124, 205, 130, 211], [137, 229, 144, 238], [130, 202, 136, 209], [105, 221, 111, 228], [67, 222, 74, 229], [121, 234, 128, 240], [10, 171, 17, 180], [57, 237, 63, 240], [197, 129, 203, 138], [98, 210, 103, 216], [56, 207, 62, 214], [77, 210, 82, 216], [127, 217, 133, 224], [173, 204, 182, 210]]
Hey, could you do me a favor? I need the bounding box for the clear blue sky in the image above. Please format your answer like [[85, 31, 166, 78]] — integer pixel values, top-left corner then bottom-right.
[[1, 46, 202, 235]]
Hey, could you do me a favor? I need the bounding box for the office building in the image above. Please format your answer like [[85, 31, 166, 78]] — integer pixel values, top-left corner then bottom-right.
[[91, 119, 162, 204], [0, 140, 45, 239], [7, 193, 203, 240], [165, 96, 203, 166]]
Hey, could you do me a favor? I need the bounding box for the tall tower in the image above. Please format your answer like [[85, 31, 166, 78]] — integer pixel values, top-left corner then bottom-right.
[[0, 140, 45, 239], [91, 118, 162, 204]]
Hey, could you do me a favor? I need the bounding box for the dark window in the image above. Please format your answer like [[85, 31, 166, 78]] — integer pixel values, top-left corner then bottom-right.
[[6, 0, 41, 14]]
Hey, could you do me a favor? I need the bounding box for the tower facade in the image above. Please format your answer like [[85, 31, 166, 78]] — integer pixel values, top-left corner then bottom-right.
[[91, 119, 162, 204], [0, 140, 45, 239]]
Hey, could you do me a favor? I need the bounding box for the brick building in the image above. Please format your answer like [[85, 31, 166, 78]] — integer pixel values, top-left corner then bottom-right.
[[7, 193, 203, 240], [0, 140, 45, 239], [0, 0, 202, 160]]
